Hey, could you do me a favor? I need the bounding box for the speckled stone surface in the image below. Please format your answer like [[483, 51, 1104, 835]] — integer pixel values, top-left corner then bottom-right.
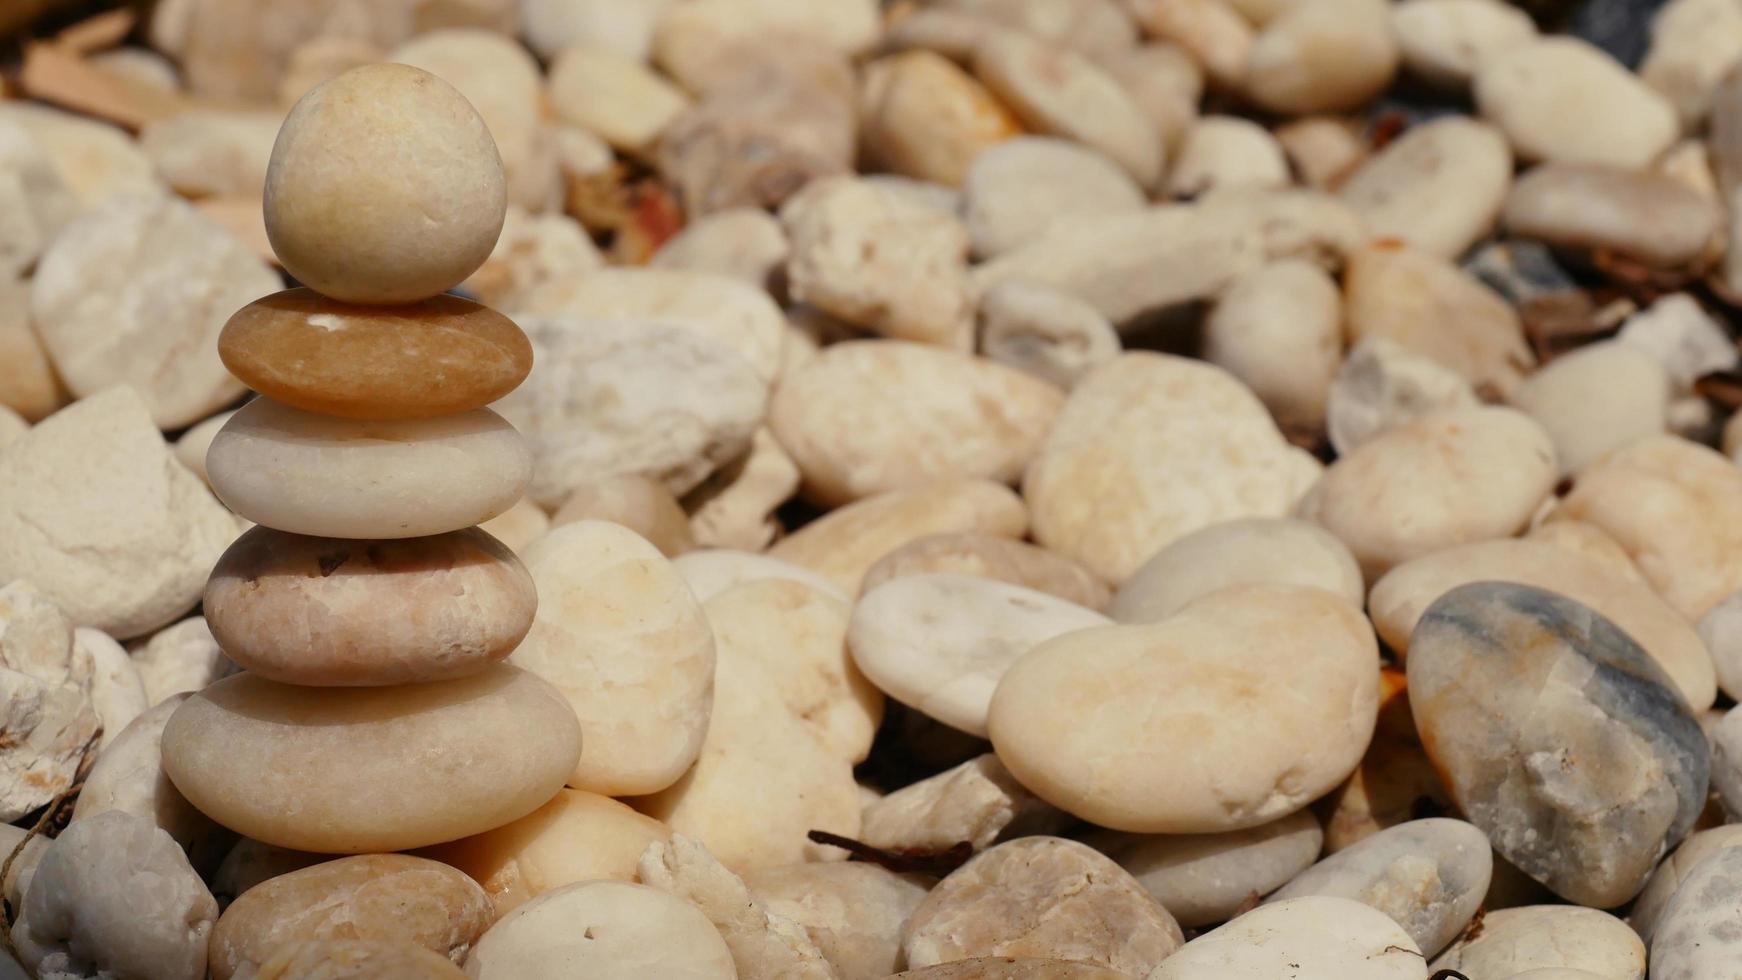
[[1650, 844, 1742, 979], [1408, 581, 1708, 907]]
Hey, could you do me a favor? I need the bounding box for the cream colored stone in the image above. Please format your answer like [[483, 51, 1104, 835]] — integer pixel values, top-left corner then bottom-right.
[[861, 753, 1067, 853], [1168, 116, 1290, 198], [512, 520, 713, 795], [253, 940, 469, 979], [1327, 336, 1481, 455], [128, 616, 236, 706], [209, 855, 491, 979], [463, 206, 603, 312], [549, 45, 691, 155], [265, 64, 507, 304], [1428, 906, 1645, 979], [514, 266, 784, 385], [1502, 163, 1720, 270], [1303, 408, 1556, 579], [1244, 0, 1397, 113], [161, 666, 582, 854], [674, 549, 849, 604], [639, 835, 836, 980], [1338, 117, 1513, 259], [0, 122, 76, 280], [977, 281, 1123, 391], [1111, 517, 1363, 623], [74, 627, 145, 752], [275, 35, 385, 108], [1372, 539, 1716, 710], [652, 208, 790, 289], [990, 585, 1379, 832], [747, 862, 929, 980], [963, 138, 1146, 260], [1150, 896, 1426, 980], [1276, 116, 1367, 190], [705, 578, 881, 762], [1024, 353, 1322, 584], [1086, 809, 1324, 929], [1525, 519, 1646, 582], [1630, 825, 1742, 944], [210, 840, 328, 906], [858, 50, 1021, 188], [904, 837, 1183, 974], [891, 960, 1131, 979], [552, 476, 695, 556], [0, 389, 237, 639], [426, 789, 670, 918], [90, 47, 181, 93], [780, 176, 974, 349], [391, 29, 555, 212], [522, 0, 673, 60], [1391, 0, 1537, 88], [684, 428, 801, 552], [1204, 259, 1341, 434], [851, 573, 1107, 737], [1640, 0, 1742, 129], [0, 408, 25, 450], [861, 534, 1111, 609], [172, 410, 234, 487], [769, 480, 1028, 594], [1343, 244, 1534, 397], [1551, 435, 1742, 619], [208, 399, 532, 539], [972, 190, 1365, 328], [13, 811, 217, 980], [771, 341, 1061, 505], [477, 497, 550, 554], [463, 880, 735, 979], [1617, 293, 1738, 390], [973, 30, 1162, 187], [1475, 38, 1678, 168], [139, 110, 279, 199], [489, 314, 767, 507], [1106, 43, 1201, 156], [31, 196, 280, 429], [1127, 0, 1255, 88], [1510, 342, 1672, 477], [654, 0, 877, 89], [0, 103, 162, 211], [0, 580, 98, 822]]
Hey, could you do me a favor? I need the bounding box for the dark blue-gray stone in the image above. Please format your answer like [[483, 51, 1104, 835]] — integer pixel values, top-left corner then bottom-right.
[[1408, 581, 1709, 908]]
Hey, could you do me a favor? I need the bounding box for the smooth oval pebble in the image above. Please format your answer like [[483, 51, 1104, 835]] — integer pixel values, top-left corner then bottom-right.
[[207, 398, 532, 539], [251, 940, 468, 980], [161, 665, 582, 854], [903, 836, 1182, 976], [219, 289, 533, 421], [1148, 896, 1427, 980], [1266, 818, 1490, 957], [861, 532, 1110, 609], [1084, 808, 1324, 929], [1110, 517, 1363, 624], [1509, 341, 1670, 477], [674, 549, 850, 604], [1337, 117, 1512, 259], [1502, 164, 1719, 270], [463, 880, 735, 980], [510, 520, 715, 796], [1650, 845, 1742, 979], [850, 573, 1108, 737], [423, 788, 670, 917], [1429, 905, 1644, 979], [208, 854, 491, 980], [265, 64, 507, 304], [770, 341, 1062, 506], [889, 959, 1132, 979], [1408, 583, 1708, 908], [990, 585, 1379, 833], [205, 525, 536, 687], [1368, 538, 1716, 711], [1300, 407, 1556, 580], [744, 862, 931, 980], [1630, 825, 1742, 945], [1473, 37, 1677, 169]]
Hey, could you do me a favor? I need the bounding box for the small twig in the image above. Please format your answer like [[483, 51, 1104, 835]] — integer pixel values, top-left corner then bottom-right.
[[0, 729, 100, 977], [806, 830, 975, 877]]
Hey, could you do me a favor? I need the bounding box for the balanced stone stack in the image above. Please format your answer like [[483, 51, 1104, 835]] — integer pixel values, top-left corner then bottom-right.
[[158, 64, 582, 856]]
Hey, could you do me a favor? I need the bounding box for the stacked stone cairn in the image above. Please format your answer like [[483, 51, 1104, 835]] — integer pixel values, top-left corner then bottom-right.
[[161, 63, 583, 859]]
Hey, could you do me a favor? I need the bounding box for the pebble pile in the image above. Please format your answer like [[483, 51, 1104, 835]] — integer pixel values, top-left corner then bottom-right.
[[10, 0, 1742, 978]]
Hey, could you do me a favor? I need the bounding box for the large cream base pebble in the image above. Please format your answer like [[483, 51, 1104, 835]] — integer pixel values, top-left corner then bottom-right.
[[463, 881, 735, 979], [161, 665, 581, 854], [1149, 896, 1427, 980], [207, 398, 531, 539], [989, 585, 1379, 833]]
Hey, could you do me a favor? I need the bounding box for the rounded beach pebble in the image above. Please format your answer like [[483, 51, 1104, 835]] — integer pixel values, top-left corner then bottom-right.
[[206, 398, 531, 539], [989, 584, 1378, 833], [264, 64, 507, 304], [219, 289, 533, 421], [203, 525, 536, 686], [463, 880, 735, 979], [161, 664, 581, 853], [1148, 895, 1426, 979]]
